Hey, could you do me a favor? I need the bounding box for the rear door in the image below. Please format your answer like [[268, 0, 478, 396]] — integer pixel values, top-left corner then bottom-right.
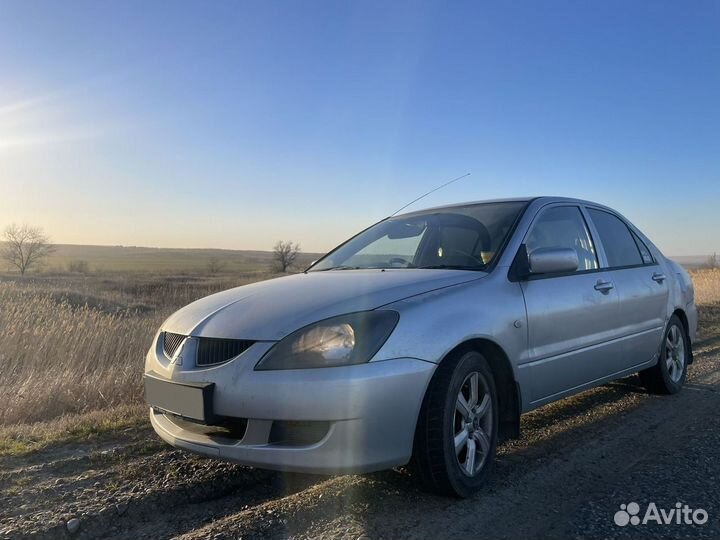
[[585, 208, 668, 367], [519, 205, 623, 404]]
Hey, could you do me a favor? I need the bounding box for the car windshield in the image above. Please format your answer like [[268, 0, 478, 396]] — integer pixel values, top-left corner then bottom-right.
[[310, 201, 526, 271]]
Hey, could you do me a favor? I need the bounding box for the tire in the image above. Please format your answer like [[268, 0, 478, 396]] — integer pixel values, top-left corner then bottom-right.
[[411, 350, 498, 497], [639, 315, 688, 394]]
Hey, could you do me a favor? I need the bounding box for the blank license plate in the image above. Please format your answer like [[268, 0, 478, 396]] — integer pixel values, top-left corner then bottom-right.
[[144, 373, 215, 423]]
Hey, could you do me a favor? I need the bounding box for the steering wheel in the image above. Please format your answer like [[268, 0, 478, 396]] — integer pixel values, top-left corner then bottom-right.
[[389, 257, 411, 267], [446, 248, 485, 265]]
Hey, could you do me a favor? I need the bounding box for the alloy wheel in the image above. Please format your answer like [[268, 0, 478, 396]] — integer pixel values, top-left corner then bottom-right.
[[665, 324, 686, 383], [453, 371, 493, 477]]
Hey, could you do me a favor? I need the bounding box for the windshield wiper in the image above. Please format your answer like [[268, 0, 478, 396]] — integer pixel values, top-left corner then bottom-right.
[[312, 265, 362, 271]]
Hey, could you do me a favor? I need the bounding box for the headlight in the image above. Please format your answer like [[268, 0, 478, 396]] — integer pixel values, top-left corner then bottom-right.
[[255, 311, 399, 370]]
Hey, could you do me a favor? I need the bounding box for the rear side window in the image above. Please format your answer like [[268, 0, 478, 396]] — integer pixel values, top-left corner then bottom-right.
[[526, 206, 598, 271], [587, 209, 643, 267], [631, 230, 655, 264]]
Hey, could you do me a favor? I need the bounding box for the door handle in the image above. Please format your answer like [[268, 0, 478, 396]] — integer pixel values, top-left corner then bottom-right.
[[594, 280, 614, 292], [652, 272, 666, 283]]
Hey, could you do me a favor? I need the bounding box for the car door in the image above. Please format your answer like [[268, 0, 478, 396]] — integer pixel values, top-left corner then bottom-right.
[[585, 208, 669, 368], [519, 204, 623, 405]]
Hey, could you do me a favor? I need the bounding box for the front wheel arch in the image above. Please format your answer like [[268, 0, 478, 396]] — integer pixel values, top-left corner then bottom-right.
[[434, 338, 521, 441]]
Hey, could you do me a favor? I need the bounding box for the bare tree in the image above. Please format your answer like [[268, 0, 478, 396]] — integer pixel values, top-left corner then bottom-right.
[[1, 224, 55, 275], [273, 240, 301, 272]]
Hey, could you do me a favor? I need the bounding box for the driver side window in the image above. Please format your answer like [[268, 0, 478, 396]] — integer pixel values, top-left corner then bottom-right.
[[526, 206, 598, 271]]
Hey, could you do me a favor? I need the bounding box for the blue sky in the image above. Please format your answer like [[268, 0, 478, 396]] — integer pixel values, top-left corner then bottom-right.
[[0, 0, 718, 254]]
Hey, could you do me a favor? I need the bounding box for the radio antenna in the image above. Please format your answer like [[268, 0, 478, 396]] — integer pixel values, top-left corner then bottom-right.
[[390, 172, 471, 217]]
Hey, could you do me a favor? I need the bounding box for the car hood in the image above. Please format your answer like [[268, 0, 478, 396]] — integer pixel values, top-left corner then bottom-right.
[[163, 269, 486, 341]]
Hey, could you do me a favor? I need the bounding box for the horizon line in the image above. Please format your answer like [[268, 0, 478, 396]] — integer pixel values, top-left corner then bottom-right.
[[30, 241, 716, 260]]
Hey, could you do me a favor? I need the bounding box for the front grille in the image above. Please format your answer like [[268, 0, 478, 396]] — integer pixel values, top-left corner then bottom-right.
[[163, 332, 186, 358], [196, 337, 255, 366]]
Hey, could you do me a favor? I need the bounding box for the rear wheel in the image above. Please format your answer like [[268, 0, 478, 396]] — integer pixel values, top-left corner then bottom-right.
[[639, 315, 688, 394], [412, 350, 498, 497]]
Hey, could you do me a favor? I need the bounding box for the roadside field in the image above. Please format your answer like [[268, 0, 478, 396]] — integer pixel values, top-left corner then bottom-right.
[[10, 244, 319, 274], [0, 270, 281, 425]]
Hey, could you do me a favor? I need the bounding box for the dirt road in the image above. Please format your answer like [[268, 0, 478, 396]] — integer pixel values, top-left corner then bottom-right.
[[3, 312, 720, 539]]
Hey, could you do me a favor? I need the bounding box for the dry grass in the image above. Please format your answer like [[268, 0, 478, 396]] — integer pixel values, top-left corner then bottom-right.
[[0, 404, 148, 457], [0, 283, 164, 424], [691, 269, 720, 342], [690, 268, 720, 306], [0, 272, 277, 426]]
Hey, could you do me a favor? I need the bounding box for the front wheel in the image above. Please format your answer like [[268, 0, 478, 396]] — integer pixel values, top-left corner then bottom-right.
[[411, 350, 498, 497], [639, 315, 688, 394]]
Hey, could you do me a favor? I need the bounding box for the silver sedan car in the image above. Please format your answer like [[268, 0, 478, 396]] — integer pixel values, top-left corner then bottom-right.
[[145, 197, 697, 497]]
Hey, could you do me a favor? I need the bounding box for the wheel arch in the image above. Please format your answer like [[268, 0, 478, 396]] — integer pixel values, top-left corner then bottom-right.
[[671, 308, 693, 364], [443, 338, 521, 441]]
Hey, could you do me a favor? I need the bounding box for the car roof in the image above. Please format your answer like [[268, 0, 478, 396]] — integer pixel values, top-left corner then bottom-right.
[[396, 196, 613, 217]]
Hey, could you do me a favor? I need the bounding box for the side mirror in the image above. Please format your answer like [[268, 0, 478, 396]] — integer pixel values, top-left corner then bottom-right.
[[528, 247, 579, 275]]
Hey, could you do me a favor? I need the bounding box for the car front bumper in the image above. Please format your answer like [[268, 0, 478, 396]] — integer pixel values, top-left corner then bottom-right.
[[145, 338, 436, 474]]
